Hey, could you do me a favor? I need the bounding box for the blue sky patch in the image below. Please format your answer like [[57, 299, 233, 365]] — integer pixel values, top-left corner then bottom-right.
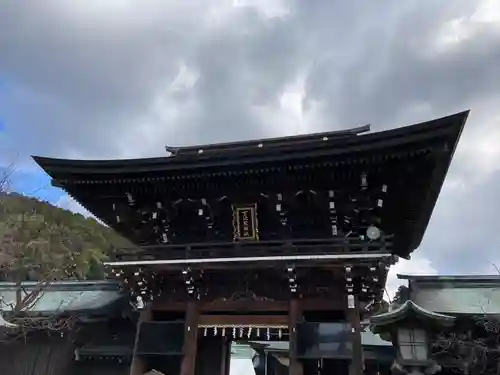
[[0, 75, 11, 92], [11, 169, 65, 204]]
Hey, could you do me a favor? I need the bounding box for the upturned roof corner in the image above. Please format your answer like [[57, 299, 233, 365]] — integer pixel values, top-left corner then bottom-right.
[[370, 300, 456, 334]]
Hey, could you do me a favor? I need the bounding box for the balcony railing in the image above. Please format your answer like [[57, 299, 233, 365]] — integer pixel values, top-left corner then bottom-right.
[[110, 235, 394, 262]]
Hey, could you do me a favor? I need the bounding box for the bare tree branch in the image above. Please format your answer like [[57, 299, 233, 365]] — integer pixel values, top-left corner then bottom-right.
[[0, 162, 82, 341], [430, 264, 500, 375], [0, 157, 17, 194]]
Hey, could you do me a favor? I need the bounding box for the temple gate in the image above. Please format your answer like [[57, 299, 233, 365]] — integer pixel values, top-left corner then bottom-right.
[[34, 111, 469, 375]]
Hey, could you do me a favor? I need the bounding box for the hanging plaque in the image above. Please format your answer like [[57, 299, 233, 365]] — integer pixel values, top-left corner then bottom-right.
[[232, 203, 259, 241]]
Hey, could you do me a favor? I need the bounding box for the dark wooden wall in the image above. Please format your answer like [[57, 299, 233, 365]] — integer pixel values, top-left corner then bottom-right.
[[0, 337, 130, 375], [0, 338, 75, 375], [195, 337, 229, 375], [74, 361, 130, 375]]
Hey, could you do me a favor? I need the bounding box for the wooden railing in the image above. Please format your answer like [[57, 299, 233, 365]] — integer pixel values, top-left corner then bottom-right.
[[111, 235, 394, 262]]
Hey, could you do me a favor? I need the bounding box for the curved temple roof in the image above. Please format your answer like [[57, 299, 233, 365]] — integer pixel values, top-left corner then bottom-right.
[[32, 111, 469, 257], [370, 300, 456, 333], [33, 111, 468, 176]]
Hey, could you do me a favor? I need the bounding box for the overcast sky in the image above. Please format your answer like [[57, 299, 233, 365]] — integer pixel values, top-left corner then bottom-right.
[[1, 0, 500, 298]]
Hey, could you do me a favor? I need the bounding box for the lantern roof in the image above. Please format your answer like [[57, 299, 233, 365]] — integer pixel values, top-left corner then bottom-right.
[[370, 300, 455, 333]]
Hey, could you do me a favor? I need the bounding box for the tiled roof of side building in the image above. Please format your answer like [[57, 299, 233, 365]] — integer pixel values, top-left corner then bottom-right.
[[397, 274, 500, 315], [0, 280, 124, 315]]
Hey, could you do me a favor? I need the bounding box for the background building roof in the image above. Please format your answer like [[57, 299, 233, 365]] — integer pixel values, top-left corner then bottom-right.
[[0, 280, 124, 315]]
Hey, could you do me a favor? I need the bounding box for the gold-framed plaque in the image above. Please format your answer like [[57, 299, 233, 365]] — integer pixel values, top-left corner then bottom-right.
[[232, 203, 259, 241]]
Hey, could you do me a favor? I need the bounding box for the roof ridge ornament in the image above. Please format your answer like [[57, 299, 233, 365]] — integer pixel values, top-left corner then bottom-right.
[[165, 145, 179, 156], [163, 124, 372, 156]]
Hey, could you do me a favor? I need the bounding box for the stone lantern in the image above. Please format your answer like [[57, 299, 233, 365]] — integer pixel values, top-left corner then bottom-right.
[[370, 300, 456, 375]]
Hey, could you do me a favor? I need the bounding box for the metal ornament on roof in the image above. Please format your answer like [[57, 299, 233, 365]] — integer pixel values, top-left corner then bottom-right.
[[182, 267, 196, 297], [344, 264, 355, 309], [328, 190, 338, 236], [134, 295, 145, 310], [366, 226, 381, 240], [287, 265, 298, 294], [340, 175, 388, 241], [108, 267, 159, 309], [126, 192, 135, 206]]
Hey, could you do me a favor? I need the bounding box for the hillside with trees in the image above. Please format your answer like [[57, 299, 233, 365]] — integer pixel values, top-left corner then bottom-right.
[[0, 188, 132, 282]]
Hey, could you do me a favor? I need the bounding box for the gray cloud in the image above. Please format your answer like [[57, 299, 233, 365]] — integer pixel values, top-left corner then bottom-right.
[[419, 170, 500, 274], [1, 0, 499, 279]]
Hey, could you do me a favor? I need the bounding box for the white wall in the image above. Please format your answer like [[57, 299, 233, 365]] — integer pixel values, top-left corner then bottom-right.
[[413, 286, 500, 314]]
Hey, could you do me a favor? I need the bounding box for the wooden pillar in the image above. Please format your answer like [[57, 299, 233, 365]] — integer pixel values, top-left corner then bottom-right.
[[180, 300, 200, 375], [220, 338, 231, 375], [346, 295, 363, 375], [289, 298, 303, 375], [130, 307, 153, 375]]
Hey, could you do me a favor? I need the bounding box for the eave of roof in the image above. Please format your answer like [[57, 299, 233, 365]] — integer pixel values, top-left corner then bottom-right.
[[0, 280, 124, 315], [31, 111, 469, 259], [407, 111, 469, 251], [398, 274, 500, 287], [0, 280, 121, 292], [248, 330, 393, 352], [32, 110, 469, 177], [370, 300, 456, 328]]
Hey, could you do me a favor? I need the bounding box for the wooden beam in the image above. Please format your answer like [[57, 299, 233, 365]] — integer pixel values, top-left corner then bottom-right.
[[180, 301, 200, 375], [130, 307, 152, 375], [201, 300, 292, 313], [221, 339, 231, 375], [153, 298, 346, 312], [199, 314, 288, 326], [112, 248, 394, 268], [288, 299, 303, 375], [346, 295, 363, 375]]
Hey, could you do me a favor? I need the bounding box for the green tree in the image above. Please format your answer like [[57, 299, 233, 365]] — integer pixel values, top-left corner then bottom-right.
[[0, 166, 131, 339], [392, 285, 410, 306], [0, 196, 121, 282]]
